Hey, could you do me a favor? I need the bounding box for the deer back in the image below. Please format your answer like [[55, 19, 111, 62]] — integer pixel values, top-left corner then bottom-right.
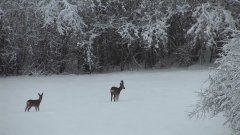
[[111, 87, 122, 95], [27, 93, 43, 106], [27, 99, 41, 106]]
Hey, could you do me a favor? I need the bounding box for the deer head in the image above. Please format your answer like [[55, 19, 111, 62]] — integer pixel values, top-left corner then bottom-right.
[[38, 93, 43, 101], [120, 80, 125, 89]]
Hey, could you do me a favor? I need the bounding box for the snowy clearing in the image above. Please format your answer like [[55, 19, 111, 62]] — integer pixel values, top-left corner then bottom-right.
[[0, 69, 230, 135]]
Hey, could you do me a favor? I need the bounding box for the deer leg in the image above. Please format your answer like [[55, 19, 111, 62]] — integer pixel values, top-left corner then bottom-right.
[[111, 93, 113, 102], [113, 95, 116, 102], [28, 106, 32, 112], [25, 105, 28, 112], [115, 94, 118, 101]]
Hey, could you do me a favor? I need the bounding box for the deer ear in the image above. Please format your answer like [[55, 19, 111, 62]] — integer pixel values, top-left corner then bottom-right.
[[38, 93, 40, 96], [42, 93, 43, 95]]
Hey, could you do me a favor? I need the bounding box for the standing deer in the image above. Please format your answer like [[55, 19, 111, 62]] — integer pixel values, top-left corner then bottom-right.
[[25, 93, 43, 112], [110, 80, 125, 102]]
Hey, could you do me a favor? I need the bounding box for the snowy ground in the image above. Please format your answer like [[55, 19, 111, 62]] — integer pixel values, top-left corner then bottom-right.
[[0, 69, 230, 135]]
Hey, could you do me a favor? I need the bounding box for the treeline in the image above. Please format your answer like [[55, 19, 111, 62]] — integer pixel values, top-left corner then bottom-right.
[[0, 0, 239, 75]]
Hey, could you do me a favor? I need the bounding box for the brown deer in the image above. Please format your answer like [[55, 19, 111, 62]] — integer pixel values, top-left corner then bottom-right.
[[110, 80, 125, 102], [25, 93, 43, 112]]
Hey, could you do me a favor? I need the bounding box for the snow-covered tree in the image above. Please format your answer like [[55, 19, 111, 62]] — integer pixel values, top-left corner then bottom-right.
[[140, 0, 168, 49], [79, 43, 94, 74], [190, 32, 240, 134], [114, 0, 169, 68], [77, 33, 99, 74], [0, 1, 40, 75], [162, 1, 193, 66], [0, 8, 3, 20], [187, 3, 236, 63], [37, 0, 86, 35]]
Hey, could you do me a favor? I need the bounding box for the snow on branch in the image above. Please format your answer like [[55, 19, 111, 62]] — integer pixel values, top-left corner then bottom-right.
[[37, 0, 86, 35], [0, 8, 4, 20], [141, 19, 168, 48], [117, 22, 139, 42], [187, 3, 236, 47], [191, 32, 240, 134]]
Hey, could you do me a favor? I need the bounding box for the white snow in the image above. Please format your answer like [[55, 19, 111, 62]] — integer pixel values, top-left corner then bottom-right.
[[0, 69, 230, 135]]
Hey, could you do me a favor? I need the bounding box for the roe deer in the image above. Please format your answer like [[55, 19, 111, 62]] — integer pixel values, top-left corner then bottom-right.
[[110, 80, 125, 102], [25, 93, 43, 112]]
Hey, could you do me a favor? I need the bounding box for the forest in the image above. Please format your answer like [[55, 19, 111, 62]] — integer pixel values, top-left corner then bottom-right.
[[0, 0, 239, 75]]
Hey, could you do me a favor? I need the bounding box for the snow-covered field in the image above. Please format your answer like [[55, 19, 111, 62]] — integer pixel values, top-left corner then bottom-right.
[[0, 69, 230, 135]]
